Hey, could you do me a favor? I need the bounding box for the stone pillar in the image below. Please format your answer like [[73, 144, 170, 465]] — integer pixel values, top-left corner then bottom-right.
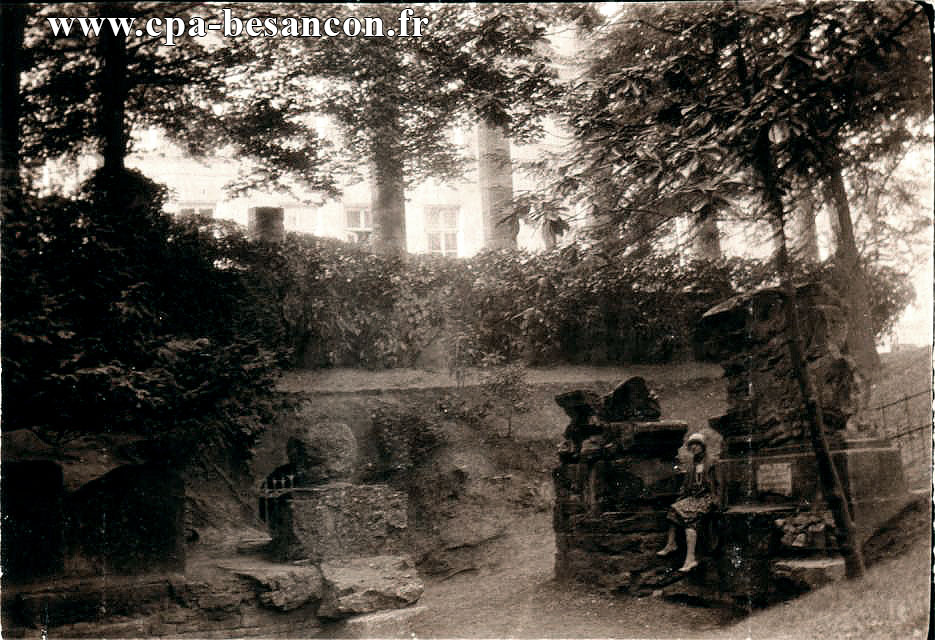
[[476, 120, 517, 250], [248, 206, 285, 243], [697, 285, 912, 602]]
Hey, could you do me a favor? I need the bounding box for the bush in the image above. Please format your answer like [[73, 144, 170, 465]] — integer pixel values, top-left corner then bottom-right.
[[251, 235, 913, 370], [1, 169, 286, 463], [370, 405, 445, 478]]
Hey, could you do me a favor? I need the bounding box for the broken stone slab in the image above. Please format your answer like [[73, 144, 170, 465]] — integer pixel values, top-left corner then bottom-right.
[[555, 390, 602, 424], [236, 535, 273, 556], [601, 377, 661, 422], [328, 605, 429, 638], [772, 557, 846, 590], [223, 563, 324, 612], [317, 555, 424, 619], [578, 434, 605, 461]]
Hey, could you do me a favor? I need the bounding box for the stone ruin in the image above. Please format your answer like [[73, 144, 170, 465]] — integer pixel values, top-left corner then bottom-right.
[[261, 420, 424, 621], [553, 283, 914, 603], [698, 282, 865, 450], [1, 431, 186, 585], [698, 283, 911, 601], [552, 377, 693, 592], [2, 421, 425, 638]]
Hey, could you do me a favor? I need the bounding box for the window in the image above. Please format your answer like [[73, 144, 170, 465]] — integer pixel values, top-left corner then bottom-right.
[[345, 205, 372, 244], [425, 205, 458, 257], [345, 206, 372, 231], [177, 203, 214, 217]]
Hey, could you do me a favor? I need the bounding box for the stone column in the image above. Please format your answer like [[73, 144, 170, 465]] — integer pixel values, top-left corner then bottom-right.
[[248, 206, 285, 243]]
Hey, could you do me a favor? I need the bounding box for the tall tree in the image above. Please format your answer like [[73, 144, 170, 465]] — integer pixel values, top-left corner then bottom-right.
[[789, 189, 821, 263], [20, 2, 336, 197], [240, 3, 571, 254], [477, 119, 518, 249], [691, 205, 721, 260], [1, 3, 27, 206], [559, 1, 931, 378]]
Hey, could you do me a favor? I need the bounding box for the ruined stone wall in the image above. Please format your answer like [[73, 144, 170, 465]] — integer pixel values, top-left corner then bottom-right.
[[268, 483, 408, 562], [552, 378, 688, 591], [699, 283, 864, 452]]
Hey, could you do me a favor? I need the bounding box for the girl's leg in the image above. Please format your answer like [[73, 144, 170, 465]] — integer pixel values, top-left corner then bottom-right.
[[679, 527, 699, 572], [657, 525, 678, 556]]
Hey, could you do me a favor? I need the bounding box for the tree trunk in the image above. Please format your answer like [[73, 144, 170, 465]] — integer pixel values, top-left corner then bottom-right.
[[755, 128, 866, 579], [370, 120, 407, 255], [97, 12, 130, 175], [476, 119, 518, 249], [626, 213, 657, 260], [1, 3, 25, 206], [825, 154, 881, 377], [541, 221, 557, 250], [790, 191, 820, 263], [692, 206, 721, 260]]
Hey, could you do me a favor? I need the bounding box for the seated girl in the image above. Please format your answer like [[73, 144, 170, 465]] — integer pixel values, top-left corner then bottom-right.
[[657, 431, 722, 572]]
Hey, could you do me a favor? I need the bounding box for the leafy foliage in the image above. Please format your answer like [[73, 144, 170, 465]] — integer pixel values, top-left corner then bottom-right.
[[557, 2, 931, 236], [247, 234, 914, 370], [2, 169, 287, 461], [217, 3, 581, 251], [550, 1, 930, 379], [19, 2, 337, 196], [478, 354, 530, 438], [369, 404, 445, 480]]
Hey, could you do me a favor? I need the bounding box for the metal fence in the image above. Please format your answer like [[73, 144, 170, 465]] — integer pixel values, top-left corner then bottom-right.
[[869, 389, 931, 487]]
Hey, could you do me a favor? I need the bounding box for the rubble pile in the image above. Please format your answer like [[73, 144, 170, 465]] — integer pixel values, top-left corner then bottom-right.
[[776, 512, 836, 552]]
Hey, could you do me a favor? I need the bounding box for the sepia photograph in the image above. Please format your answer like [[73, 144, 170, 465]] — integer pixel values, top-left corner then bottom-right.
[[1, 2, 932, 638]]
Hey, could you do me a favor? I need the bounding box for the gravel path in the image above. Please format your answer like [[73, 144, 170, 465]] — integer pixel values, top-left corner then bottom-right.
[[410, 513, 735, 639], [408, 512, 931, 639]]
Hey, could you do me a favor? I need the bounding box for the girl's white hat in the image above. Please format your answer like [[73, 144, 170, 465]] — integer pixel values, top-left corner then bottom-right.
[[686, 432, 706, 447]]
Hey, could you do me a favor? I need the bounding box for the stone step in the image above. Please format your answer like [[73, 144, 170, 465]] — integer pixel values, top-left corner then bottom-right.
[[317, 555, 424, 619], [235, 536, 273, 556], [1, 574, 182, 629], [771, 556, 846, 590], [326, 605, 429, 638]]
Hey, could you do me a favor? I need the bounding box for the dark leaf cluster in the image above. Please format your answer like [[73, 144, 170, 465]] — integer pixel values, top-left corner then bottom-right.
[[2, 169, 288, 462]]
